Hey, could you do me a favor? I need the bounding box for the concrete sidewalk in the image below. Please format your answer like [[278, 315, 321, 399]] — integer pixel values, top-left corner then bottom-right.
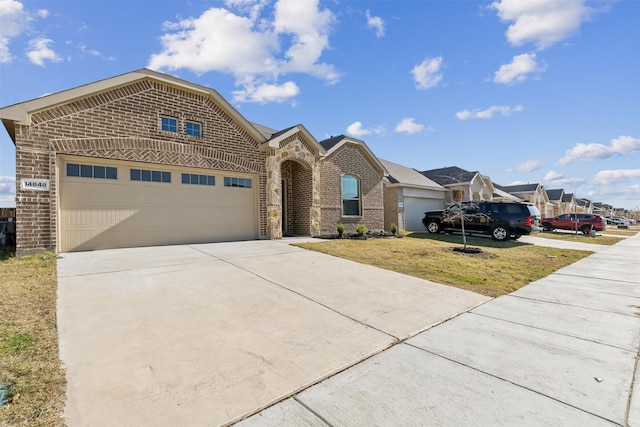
[[238, 234, 640, 426], [56, 238, 489, 426]]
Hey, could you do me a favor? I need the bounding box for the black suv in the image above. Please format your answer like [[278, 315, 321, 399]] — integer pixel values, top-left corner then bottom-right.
[[422, 201, 543, 241]]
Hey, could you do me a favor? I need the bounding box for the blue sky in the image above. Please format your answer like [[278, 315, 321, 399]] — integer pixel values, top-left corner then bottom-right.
[[1, 0, 639, 210]]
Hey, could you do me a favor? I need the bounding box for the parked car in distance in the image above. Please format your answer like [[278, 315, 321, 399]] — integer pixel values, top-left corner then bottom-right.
[[542, 213, 606, 234], [605, 216, 630, 226], [422, 201, 542, 241]]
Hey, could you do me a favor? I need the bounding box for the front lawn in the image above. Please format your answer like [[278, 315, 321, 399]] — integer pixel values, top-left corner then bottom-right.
[[535, 231, 623, 245], [296, 233, 592, 297]]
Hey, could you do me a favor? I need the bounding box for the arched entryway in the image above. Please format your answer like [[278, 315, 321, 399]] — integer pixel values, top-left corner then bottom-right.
[[280, 159, 313, 236]]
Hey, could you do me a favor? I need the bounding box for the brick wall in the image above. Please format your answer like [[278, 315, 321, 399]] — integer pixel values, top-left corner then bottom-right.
[[319, 144, 384, 235], [14, 78, 267, 254]]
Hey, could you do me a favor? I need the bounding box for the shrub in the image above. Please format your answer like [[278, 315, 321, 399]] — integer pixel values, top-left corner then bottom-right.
[[356, 224, 368, 236], [390, 223, 398, 235], [336, 223, 345, 238]]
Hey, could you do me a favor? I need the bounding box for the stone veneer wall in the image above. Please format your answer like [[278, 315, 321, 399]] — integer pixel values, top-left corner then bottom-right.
[[265, 134, 321, 239], [319, 144, 384, 235], [14, 79, 267, 254]]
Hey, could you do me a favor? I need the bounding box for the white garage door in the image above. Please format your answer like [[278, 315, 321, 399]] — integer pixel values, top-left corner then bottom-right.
[[404, 196, 443, 231], [59, 157, 258, 252]]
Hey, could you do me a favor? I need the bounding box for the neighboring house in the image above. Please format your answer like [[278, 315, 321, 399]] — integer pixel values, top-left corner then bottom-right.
[[545, 188, 565, 217], [420, 166, 494, 203], [576, 198, 593, 214], [0, 69, 387, 254], [496, 183, 551, 217], [380, 159, 447, 232], [593, 202, 614, 217], [492, 187, 523, 202], [560, 193, 578, 213]]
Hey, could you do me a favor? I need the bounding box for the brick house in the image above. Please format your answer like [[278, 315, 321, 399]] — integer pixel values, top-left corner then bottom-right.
[[0, 69, 387, 254]]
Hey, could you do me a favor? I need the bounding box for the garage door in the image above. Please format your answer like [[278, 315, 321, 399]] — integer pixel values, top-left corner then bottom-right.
[[404, 196, 443, 232], [59, 157, 258, 252]]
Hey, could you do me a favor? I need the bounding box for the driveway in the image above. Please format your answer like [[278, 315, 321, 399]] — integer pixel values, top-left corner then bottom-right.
[[57, 238, 489, 426]]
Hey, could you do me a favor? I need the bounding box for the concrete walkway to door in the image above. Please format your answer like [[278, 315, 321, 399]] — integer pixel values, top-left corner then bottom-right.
[[57, 238, 490, 426]]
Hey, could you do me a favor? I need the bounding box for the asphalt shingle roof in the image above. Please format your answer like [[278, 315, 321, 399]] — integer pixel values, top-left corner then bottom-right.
[[379, 159, 444, 189], [419, 166, 477, 186]]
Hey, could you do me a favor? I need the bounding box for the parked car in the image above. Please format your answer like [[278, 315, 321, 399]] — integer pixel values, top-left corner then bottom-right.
[[422, 201, 542, 241], [541, 213, 606, 234]]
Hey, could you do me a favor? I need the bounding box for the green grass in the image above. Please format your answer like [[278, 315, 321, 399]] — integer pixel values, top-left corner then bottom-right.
[[295, 233, 592, 297], [0, 253, 65, 427]]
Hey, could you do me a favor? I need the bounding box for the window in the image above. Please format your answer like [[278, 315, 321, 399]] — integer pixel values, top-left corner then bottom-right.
[[161, 116, 178, 133], [224, 177, 252, 188], [186, 121, 201, 137], [66, 163, 117, 180], [342, 175, 360, 216], [181, 173, 215, 186], [130, 168, 171, 183]]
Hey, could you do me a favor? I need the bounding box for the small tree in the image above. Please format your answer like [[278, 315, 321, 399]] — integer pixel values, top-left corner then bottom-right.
[[442, 202, 488, 250]]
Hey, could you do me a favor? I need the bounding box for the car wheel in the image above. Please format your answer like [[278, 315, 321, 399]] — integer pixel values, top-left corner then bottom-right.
[[426, 220, 442, 234], [542, 222, 553, 231], [490, 224, 510, 241], [581, 225, 592, 235]]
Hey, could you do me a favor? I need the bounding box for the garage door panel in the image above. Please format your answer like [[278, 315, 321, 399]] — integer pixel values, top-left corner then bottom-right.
[[59, 159, 258, 252]]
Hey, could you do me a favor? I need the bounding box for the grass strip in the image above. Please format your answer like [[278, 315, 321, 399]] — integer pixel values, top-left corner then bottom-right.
[[0, 252, 65, 427]]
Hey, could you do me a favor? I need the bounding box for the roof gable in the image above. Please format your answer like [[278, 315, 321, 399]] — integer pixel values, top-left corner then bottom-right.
[[318, 135, 387, 176], [0, 68, 267, 144]]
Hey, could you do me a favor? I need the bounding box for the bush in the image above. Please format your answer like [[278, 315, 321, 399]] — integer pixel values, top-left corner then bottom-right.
[[336, 223, 345, 238], [390, 223, 398, 235], [356, 224, 368, 236]]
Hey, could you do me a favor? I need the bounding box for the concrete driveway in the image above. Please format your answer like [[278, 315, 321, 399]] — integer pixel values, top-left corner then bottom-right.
[[57, 238, 489, 426]]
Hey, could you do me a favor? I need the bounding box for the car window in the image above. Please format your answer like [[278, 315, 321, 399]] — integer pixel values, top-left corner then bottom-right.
[[558, 214, 568, 219], [527, 205, 541, 216]]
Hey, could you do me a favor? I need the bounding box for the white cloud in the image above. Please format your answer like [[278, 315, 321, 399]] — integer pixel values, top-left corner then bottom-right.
[[0, 176, 16, 207], [455, 104, 523, 120], [0, 0, 30, 63], [366, 10, 385, 38], [36, 8, 48, 18], [516, 159, 541, 172], [232, 81, 299, 104], [411, 56, 443, 90], [395, 118, 427, 134], [148, 0, 339, 104], [26, 37, 62, 66], [542, 170, 586, 187], [494, 52, 545, 85], [345, 121, 384, 138], [592, 169, 640, 186], [490, 0, 601, 50], [558, 135, 640, 165]]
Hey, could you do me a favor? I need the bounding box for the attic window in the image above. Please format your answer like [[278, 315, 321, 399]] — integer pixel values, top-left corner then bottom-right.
[[161, 116, 178, 133], [186, 121, 201, 137]]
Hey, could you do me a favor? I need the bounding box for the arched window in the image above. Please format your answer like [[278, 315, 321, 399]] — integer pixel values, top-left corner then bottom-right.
[[342, 175, 360, 216]]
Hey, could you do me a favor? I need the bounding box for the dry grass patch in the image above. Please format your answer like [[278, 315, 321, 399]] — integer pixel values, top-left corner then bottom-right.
[[0, 252, 65, 427], [600, 225, 639, 236], [536, 231, 623, 245], [296, 234, 591, 297]]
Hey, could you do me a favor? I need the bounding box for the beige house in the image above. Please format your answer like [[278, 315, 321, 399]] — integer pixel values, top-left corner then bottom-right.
[[420, 166, 494, 203], [497, 183, 551, 217], [0, 69, 387, 254], [545, 189, 565, 216], [559, 193, 578, 214]]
